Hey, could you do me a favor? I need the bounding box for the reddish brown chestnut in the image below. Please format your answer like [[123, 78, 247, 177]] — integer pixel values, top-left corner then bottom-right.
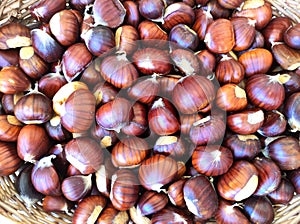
[[0, 142, 22, 176], [30, 0, 66, 22], [0, 115, 23, 142], [137, 191, 168, 216], [62, 174, 92, 201]]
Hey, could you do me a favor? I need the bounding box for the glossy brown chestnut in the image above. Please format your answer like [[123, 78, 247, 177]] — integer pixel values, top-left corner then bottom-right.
[[100, 53, 139, 88], [38, 72, 67, 99], [111, 137, 149, 168], [189, 115, 226, 146], [123, 1, 140, 28], [70, 0, 94, 12], [132, 47, 172, 75], [93, 82, 118, 106], [195, 50, 216, 73], [167, 178, 187, 208], [268, 178, 295, 204], [204, 18, 235, 54], [44, 116, 72, 142], [96, 204, 129, 224], [288, 169, 300, 194], [30, 0, 66, 22], [217, 0, 244, 9], [238, 48, 273, 77], [183, 175, 218, 219], [137, 191, 168, 216], [96, 97, 133, 133], [31, 155, 62, 196], [262, 17, 292, 48], [282, 71, 300, 95], [169, 24, 199, 51], [215, 199, 250, 224], [284, 92, 300, 132], [17, 124, 51, 162], [180, 113, 203, 136], [272, 42, 300, 71], [204, 0, 232, 19], [151, 206, 193, 224], [0, 49, 19, 68], [217, 160, 259, 201], [216, 83, 247, 112], [265, 136, 300, 170], [14, 89, 53, 124], [284, 23, 300, 49], [227, 108, 264, 135], [243, 196, 274, 224], [127, 75, 159, 104], [252, 157, 281, 196], [82, 25, 115, 56], [246, 73, 287, 110], [62, 43, 93, 82], [172, 75, 216, 114], [42, 195, 70, 213], [93, 0, 126, 28], [49, 9, 81, 46], [31, 29, 64, 63], [62, 174, 92, 201], [0, 115, 23, 142], [73, 195, 107, 224], [153, 135, 186, 158], [192, 145, 233, 176], [91, 123, 118, 148], [0, 66, 31, 94], [162, 2, 195, 31], [115, 25, 139, 55], [110, 169, 139, 211], [138, 20, 168, 43], [257, 110, 287, 137], [138, 154, 178, 191], [1, 93, 23, 115], [0, 142, 22, 176], [148, 98, 180, 136], [192, 9, 213, 41], [138, 0, 165, 21], [0, 23, 31, 50], [65, 137, 104, 174], [224, 134, 261, 160]]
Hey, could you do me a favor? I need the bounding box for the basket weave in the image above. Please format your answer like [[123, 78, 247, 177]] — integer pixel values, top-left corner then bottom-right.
[[0, 0, 300, 223]]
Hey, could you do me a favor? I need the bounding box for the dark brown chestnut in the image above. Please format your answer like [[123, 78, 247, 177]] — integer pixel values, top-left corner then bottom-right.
[[65, 137, 104, 175], [138, 20, 168, 43], [284, 92, 300, 132], [183, 175, 218, 219], [257, 110, 287, 137], [137, 191, 168, 216], [62, 174, 92, 201], [0, 142, 22, 176], [195, 50, 216, 73], [0, 115, 23, 142], [42, 195, 71, 213], [96, 204, 129, 224], [172, 75, 216, 114], [192, 9, 213, 41], [110, 169, 139, 211], [169, 24, 199, 51], [217, 160, 259, 201], [284, 23, 300, 49], [44, 116, 72, 142], [93, 0, 126, 28], [138, 0, 165, 21], [272, 42, 300, 71], [151, 206, 193, 224], [288, 169, 300, 194], [192, 145, 233, 176], [153, 135, 186, 158], [268, 178, 295, 204], [115, 25, 139, 55], [138, 154, 178, 191], [30, 0, 66, 22], [31, 155, 62, 196], [91, 123, 118, 148], [73, 195, 107, 224], [17, 124, 51, 163], [0, 49, 19, 68], [148, 98, 180, 136], [167, 178, 187, 208], [38, 72, 67, 99], [123, 1, 140, 28], [93, 82, 118, 106]]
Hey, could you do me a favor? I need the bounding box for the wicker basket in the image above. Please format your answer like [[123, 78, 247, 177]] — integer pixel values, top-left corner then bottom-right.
[[0, 0, 300, 223]]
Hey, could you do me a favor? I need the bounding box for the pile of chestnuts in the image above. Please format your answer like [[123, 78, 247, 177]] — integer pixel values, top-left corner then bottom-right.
[[0, 0, 300, 223]]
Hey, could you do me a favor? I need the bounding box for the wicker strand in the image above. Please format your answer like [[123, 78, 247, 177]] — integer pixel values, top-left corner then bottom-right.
[[268, 0, 300, 23]]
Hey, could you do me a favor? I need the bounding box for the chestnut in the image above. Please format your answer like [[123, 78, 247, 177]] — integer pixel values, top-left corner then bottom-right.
[[224, 134, 261, 160], [257, 110, 287, 137], [215, 54, 245, 84], [180, 113, 203, 136], [110, 169, 139, 211], [217, 160, 259, 201], [91, 123, 118, 148], [238, 48, 273, 77], [284, 23, 300, 49], [0, 66, 31, 94], [44, 116, 72, 142], [272, 42, 300, 71], [138, 20, 168, 43], [151, 206, 193, 224], [227, 108, 264, 135], [62, 43, 93, 82], [17, 124, 51, 163], [1, 93, 23, 115], [243, 196, 275, 224], [0, 49, 20, 68], [30, 0, 66, 22], [192, 145, 233, 176], [268, 178, 295, 205], [111, 137, 150, 168], [42, 195, 71, 213], [265, 136, 300, 170], [95, 163, 117, 198], [0, 142, 22, 176], [157, 74, 181, 99], [132, 47, 172, 75], [100, 53, 139, 88], [93, 82, 118, 106], [148, 98, 180, 136], [123, 1, 140, 28], [169, 24, 199, 51], [288, 169, 300, 194], [138, 154, 178, 191], [192, 9, 213, 41], [216, 83, 247, 112], [246, 73, 287, 110], [49, 9, 81, 46], [252, 157, 281, 196], [195, 50, 216, 73], [183, 175, 218, 219], [14, 86, 53, 124], [138, 0, 165, 21], [204, 18, 235, 54], [38, 72, 67, 99], [167, 178, 187, 208], [65, 137, 104, 175], [73, 195, 107, 224], [217, 0, 244, 9], [0, 115, 23, 142], [93, 0, 126, 28], [115, 25, 139, 55], [96, 204, 129, 224], [137, 191, 168, 216], [62, 174, 92, 201], [82, 25, 116, 56], [96, 97, 133, 133], [153, 135, 186, 158], [0, 23, 31, 50], [172, 75, 216, 114], [284, 92, 300, 132], [215, 199, 250, 224], [31, 155, 62, 196]]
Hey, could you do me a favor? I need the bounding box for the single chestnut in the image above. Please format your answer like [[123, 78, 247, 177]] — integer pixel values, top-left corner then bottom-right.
[[42, 195, 71, 213], [169, 24, 199, 51], [268, 178, 295, 204], [167, 178, 187, 208], [138, 0, 165, 21], [115, 25, 139, 55], [0, 115, 23, 142], [284, 92, 300, 132], [257, 110, 287, 137], [30, 0, 66, 22], [137, 191, 168, 216], [153, 135, 186, 158], [123, 1, 140, 28], [38, 72, 67, 99], [284, 23, 300, 49], [272, 42, 300, 71], [0, 142, 22, 176]]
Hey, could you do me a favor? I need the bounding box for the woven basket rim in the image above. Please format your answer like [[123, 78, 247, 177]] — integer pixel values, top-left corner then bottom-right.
[[0, 0, 300, 223]]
